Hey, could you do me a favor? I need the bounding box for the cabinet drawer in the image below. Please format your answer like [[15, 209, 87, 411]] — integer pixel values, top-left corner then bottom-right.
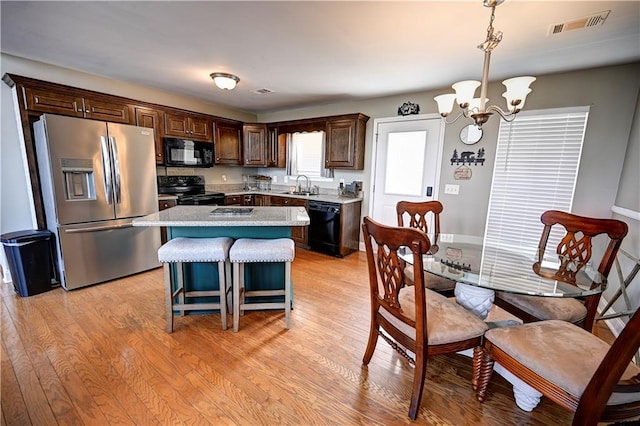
[[225, 195, 242, 205]]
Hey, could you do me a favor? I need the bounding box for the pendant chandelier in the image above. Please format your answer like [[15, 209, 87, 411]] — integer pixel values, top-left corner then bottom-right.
[[434, 0, 535, 127]]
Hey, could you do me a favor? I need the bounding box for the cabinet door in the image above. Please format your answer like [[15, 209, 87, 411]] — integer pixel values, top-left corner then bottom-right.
[[189, 116, 212, 142], [243, 123, 267, 167], [135, 107, 164, 164], [214, 121, 242, 165], [164, 112, 190, 138], [267, 126, 286, 168], [158, 199, 177, 244], [23, 86, 84, 117], [291, 224, 308, 246], [270, 197, 308, 245], [325, 118, 357, 168], [225, 195, 242, 205], [255, 195, 269, 206], [84, 98, 132, 124]]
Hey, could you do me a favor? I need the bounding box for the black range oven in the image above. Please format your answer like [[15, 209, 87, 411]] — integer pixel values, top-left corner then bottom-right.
[[157, 175, 225, 206]]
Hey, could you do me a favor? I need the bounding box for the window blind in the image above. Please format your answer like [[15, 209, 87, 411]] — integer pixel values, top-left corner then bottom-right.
[[483, 107, 589, 264]]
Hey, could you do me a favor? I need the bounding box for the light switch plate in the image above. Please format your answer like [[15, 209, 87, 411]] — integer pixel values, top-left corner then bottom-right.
[[444, 184, 460, 195]]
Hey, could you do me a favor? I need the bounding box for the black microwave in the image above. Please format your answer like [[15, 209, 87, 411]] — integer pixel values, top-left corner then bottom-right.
[[163, 137, 214, 167]]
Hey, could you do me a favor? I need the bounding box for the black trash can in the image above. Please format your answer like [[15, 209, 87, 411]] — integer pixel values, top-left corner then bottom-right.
[[1, 230, 55, 297]]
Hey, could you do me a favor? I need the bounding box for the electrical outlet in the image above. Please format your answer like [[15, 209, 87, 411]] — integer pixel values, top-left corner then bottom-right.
[[440, 233, 454, 242], [444, 184, 459, 195], [340, 178, 345, 185], [272, 175, 277, 183], [221, 174, 227, 182]]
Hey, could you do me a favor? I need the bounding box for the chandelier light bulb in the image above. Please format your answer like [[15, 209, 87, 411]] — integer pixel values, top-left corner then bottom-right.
[[452, 80, 481, 108]]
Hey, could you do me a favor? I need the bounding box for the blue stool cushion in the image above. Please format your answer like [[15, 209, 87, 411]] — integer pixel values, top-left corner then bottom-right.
[[229, 238, 295, 263], [158, 237, 234, 263]]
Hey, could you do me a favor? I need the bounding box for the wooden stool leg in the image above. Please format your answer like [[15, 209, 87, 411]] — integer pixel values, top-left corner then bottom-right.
[[233, 262, 241, 332], [163, 263, 173, 333], [176, 262, 185, 317], [225, 260, 232, 314], [285, 261, 291, 329], [239, 263, 246, 316], [217, 260, 227, 330]]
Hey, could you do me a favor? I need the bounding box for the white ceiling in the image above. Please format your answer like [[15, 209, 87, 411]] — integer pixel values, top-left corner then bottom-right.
[[2, 1, 639, 114]]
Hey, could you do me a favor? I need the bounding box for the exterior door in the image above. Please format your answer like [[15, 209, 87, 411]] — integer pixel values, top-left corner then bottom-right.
[[370, 115, 443, 227]]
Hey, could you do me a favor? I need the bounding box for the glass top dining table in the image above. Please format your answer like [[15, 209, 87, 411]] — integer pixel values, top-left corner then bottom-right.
[[399, 233, 606, 299]]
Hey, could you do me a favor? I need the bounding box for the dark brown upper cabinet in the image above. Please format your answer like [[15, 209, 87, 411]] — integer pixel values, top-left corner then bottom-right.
[[135, 107, 164, 164], [164, 112, 212, 142], [242, 123, 267, 167], [325, 113, 369, 170], [267, 124, 286, 168], [23, 86, 132, 124], [214, 120, 243, 165]]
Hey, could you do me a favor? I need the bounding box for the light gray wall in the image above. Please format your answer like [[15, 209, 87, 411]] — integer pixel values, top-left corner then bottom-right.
[[259, 63, 640, 236], [605, 90, 640, 328]]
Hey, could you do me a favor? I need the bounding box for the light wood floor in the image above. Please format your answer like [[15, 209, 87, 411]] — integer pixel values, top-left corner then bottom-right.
[[2, 248, 615, 425]]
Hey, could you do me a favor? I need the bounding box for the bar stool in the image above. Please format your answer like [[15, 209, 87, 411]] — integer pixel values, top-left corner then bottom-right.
[[229, 238, 295, 332], [158, 237, 233, 333]]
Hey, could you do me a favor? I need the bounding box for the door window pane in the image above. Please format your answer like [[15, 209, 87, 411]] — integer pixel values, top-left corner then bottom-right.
[[384, 130, 427, 196]]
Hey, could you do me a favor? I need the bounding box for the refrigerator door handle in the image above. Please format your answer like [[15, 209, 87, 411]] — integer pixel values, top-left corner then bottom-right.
[[100, 136, 113, 204], [109, 136, 122, 204], [64, 223, 134, 233]]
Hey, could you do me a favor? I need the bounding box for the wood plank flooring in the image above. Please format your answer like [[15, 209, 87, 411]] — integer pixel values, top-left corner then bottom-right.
[[1, 248, 614, 425]]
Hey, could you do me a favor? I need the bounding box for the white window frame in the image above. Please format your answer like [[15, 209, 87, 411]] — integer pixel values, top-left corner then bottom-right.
[[286, 132, 333, 181], [482, 106, 590, 264]]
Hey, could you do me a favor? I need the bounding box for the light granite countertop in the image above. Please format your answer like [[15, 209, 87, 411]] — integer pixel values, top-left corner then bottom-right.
[[133, 205, 310, 227], [222, 190, 362, 205]]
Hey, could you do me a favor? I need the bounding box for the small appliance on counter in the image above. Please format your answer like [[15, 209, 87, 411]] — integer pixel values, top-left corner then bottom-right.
[[157, 175, 225, 205], [340, 181, 363, 198]]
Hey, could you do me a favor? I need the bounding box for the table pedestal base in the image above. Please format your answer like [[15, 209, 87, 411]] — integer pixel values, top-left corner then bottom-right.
[[454, 282, 494, 319]]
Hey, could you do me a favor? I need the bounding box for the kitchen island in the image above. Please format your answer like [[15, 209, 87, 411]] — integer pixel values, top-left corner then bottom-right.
[[133, 205, 310, 312]]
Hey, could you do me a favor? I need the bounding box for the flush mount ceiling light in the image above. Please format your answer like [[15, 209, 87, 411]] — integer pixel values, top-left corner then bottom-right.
[[210, 72, 240, 90], [434, 0, 535, 128]]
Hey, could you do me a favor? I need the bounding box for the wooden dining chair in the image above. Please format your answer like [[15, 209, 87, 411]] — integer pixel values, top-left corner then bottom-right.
[[361, 216, 488, 420], [494, 210, 628, 332], [396, 200, 455, 296], [474, 307, 640, 425]]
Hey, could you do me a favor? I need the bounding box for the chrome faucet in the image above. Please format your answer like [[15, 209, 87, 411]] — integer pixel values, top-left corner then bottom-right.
[[296, 174, 310, 193]]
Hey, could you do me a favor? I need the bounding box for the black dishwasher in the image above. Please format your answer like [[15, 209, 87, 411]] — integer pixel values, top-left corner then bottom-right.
[[308, 200, 342, 257]]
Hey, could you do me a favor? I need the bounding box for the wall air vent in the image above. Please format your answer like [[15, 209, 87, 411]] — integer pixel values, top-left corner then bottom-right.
[[253, 88, 275, 94], [549, 10, 610, 35]]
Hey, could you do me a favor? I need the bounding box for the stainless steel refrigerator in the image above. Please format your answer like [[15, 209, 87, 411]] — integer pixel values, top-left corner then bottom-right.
[[34, 114, 161, 290]]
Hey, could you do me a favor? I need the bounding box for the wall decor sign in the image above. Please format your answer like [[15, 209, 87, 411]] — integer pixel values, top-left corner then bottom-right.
[[454, 165, 472, 180], [451, 148, 485, 166], [397, 101, 420, 116]]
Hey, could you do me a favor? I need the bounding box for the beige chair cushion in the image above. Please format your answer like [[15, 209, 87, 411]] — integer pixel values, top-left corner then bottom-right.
[[497, 291, 587, 324], [380, 287, 488, 345], [404, 265, 455, 292], [485, 320, 640, 406]]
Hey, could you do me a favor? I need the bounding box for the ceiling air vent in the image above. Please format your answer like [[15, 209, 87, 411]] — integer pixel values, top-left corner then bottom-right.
[[253, 88, 275, 95], [549, 10, 610, 35]]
